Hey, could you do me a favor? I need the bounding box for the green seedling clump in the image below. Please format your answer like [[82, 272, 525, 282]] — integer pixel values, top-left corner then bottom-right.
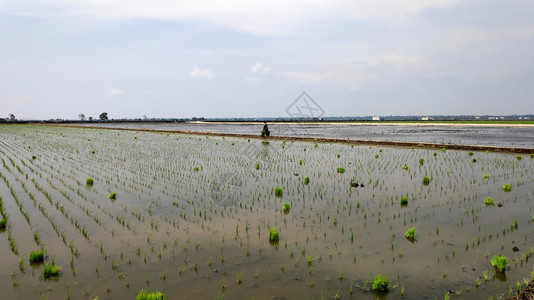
[[304, 176, 310, 185], [402, 165, 408, 170], [275, 187, 283, 198], [32, 155, 37, 159], [86, 178, 94, 185], [491, 255, 508, 272], [29, 250, 44, 263], [193, 167, 199, 171], [530, 153, 534, 159], [405, 227, 416, 238], [472, 158, 477, 163], [422, 176, 430, 185], [136, 290, 167, 300], [255, 163, 259, 170], [269, 227, 279, 243], [441, 148, 446, 152], [516, 155, 522, 160], [400, 197, 408, 205], [108, 192, 117, 199], [0, 218, 6, 228], [337, 167, 345, 174], [484, 197, 494, 206], [42, 263, 61, 278], [419, 158, 424, 165], [282, 202, 290, 213], [371, 274, 389, 292], [484, 173, 489, 179], [502, 184, 512, 192], [468, 152, 473, 156]]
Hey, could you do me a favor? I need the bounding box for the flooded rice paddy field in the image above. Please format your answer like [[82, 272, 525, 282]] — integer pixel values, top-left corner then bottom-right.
[[86, 122, 534, 148], [0, 124, 533, 299]]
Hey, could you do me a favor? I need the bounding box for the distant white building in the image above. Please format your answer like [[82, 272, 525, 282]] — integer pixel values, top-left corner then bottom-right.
[[421, 116, 433, 121], [372, 116, 380, 121]]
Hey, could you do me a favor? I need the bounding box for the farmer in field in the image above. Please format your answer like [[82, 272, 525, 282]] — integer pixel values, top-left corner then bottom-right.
[[261, 122, 270, 137]]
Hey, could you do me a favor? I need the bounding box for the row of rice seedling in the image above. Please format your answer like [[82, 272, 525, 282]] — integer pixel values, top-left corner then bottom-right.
[[0, 124, 532, 299]]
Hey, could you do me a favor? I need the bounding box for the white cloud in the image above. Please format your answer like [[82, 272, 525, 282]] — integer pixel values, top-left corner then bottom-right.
[[251, 63, 271, 73], [382, 54, 437, 73], [2, 0, 458, 36], [190, 66, 213, 79], [244, 76, 259, 82], [108, 89, 124, 97]]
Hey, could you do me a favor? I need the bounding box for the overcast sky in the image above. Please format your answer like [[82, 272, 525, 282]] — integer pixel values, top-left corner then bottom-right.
[[1, 0, 533, 120]]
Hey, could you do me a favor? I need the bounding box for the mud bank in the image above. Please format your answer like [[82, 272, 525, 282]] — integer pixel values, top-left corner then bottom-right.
[[47, 124, 534, 154]]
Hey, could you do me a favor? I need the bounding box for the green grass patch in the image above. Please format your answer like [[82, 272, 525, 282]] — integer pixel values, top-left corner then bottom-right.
[[269, 227, 279, 243], [405, 227, 416, 239], [42, 263, 60, 278], [275, 187, 283, 198], [136, 289, 167, 300], [371, 274, 389, 292], [491, 255, 508, 272], [29, 250, 44, 263], [282, 202, 290, 213]]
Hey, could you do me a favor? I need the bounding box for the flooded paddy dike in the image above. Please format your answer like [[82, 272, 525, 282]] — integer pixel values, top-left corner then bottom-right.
[[83, 121, 534, 149], [0, 124, 533, 299]]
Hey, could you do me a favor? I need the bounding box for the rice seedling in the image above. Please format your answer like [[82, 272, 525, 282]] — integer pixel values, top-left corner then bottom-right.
[[42, 263, 61, 278], [400, 197, 408, 206], [275, 187, 283, 198], [304, 176, 310, 184], [136, 290, 167, 300], [491, 255, 508, 272], [371, 274, 389, 292], [282, 202, 290, 213], [336, 167, 345, 174], [405, 227, 416, 239], [29, 250, 44, 263], [86, 177, 93, 185], [419, 158, 424, 165], [108, 192, 117, 199], [422, 176, 430, 185], [502, 184, 512, 192], [0, 218, 6, 228], [484, 197, 494, 206], [269, 227, 279, 244]]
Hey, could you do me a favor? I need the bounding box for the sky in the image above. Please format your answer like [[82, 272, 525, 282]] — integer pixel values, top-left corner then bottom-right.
[[1, 0, 533, 120]]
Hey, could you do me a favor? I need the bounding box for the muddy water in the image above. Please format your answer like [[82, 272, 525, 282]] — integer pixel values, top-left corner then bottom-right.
[[83, 122, 534, 148], [0, 124, 533, 299]]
